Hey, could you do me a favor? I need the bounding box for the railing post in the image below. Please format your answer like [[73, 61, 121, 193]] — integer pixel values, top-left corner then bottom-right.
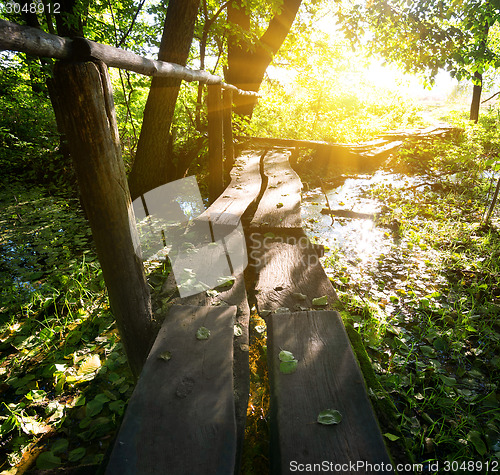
[[222, 88, 235, 182], [207, 83, 224, 203], [53, 60, 155, 378]]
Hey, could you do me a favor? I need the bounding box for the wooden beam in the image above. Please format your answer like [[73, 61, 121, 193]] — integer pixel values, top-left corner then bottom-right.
[[106, 305, 238, 475], [0, 19, 258, 97], [0, 19, 73, 59], [207, 84, 224, 204], [249, 235, 337, 312], [53, 61, 154, 377]]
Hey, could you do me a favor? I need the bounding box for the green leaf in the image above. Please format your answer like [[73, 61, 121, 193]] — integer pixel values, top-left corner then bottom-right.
[[317, 409, 342, 425], [383, 433, 400, 441], [433, 337, 448, 351], [312, 296, 328, 306], [68, 447, 86, 462], [86, 397, 106, 418], [439, 374, 456, 386], [158, 350, 172, 361], [0, 415, 17, 436], [51, 438, 69, 454], [77, 354, 101, 375], [280, 360, 298, 374], [279, 350, 296, 362], [25, 389, 47, 402], [420, 345, 435, 357], [196, 327, 211, 340], [468, 430, 487, 455], [36, 451, 61, 470], [73, 394, 86, 407], [109, 400, 126, 415]]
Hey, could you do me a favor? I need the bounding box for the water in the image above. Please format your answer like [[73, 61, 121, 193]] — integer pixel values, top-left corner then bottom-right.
[[302, 171, 412, 265]]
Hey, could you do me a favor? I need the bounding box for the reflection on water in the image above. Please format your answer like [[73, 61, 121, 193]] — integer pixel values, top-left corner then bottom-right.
[[302, 171, 411, 264]]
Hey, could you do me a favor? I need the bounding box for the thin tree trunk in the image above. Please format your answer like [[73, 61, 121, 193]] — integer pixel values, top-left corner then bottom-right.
[[207, 84, 224, 203], [128, 0, 201, 201], [470, 71, 482, 122], [485, 176, 500, 224], [226, 0, 302, 116], [222, 88, 235, 181]]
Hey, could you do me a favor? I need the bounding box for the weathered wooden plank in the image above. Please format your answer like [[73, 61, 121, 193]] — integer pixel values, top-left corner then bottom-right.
[[0, 20, 259, 97], [250, 150, 302, 229], [163, 273, 250, 462], [236, 135, 388, 151], [267, 310, 393, 474], [53, 61, 154, 377], [249, 234, 337, 312], [106, 305, 238, 475], [197, 149, 263, 228]]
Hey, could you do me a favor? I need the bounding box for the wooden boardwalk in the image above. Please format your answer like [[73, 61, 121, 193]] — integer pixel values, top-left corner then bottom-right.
[[106, 146, 394, 474]]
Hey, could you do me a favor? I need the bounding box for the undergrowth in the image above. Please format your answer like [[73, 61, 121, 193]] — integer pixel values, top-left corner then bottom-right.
[[0, 184, 134, 472]]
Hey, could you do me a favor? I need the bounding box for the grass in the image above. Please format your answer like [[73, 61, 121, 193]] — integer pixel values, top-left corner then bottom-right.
[[0, 183, 134, 472]]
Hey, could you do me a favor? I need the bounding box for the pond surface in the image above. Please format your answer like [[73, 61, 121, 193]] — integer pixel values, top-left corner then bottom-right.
[[301, 171, 445, 317], [301, 171, 414, 264]]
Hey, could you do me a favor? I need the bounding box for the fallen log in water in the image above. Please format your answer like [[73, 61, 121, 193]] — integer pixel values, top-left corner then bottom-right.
[[236, 124, 461, 173], [320, 208, 378, 220]]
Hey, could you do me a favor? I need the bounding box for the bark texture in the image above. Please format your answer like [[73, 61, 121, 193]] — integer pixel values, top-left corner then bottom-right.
[[226, 0, 302, 116], [470, 71, 482, 123], [128, 0, 201, 201], [53, 61, 155, 377]]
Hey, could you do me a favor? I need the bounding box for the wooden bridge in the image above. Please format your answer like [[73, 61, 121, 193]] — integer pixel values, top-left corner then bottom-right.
[[105, 145, 394, 475], [1, 20, 396, 474]]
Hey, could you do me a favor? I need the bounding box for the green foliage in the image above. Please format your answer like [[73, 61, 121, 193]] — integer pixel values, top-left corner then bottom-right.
[[336, 0, 500, 85], [0, 55, 72, 187], [250, 29, 424, 142], [0, 185, 134, 471]]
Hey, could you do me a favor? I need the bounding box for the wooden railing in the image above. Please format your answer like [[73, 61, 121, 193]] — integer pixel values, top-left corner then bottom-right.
[[0, 19, 258, 94]]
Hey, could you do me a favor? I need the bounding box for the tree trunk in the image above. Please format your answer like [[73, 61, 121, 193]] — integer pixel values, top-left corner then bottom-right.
[[53, 60, 155, 378], [470, 71, 482, 122], [222, 88, 235, 181], [128, 0, 200, 201], [207, 84, 224, 203], [226, 0, 302, 116]]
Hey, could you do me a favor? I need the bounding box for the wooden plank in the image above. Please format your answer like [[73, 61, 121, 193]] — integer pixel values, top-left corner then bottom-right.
[[53, 61, 154, 377], [267, 310, 393, 474], [236, 135, 389, 151], [197, 149, 263, 228], [249, 234, 337, 312], [164, 273, 250, 471], [106, 305, 238, 475], [250, 150, 302, 229]]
